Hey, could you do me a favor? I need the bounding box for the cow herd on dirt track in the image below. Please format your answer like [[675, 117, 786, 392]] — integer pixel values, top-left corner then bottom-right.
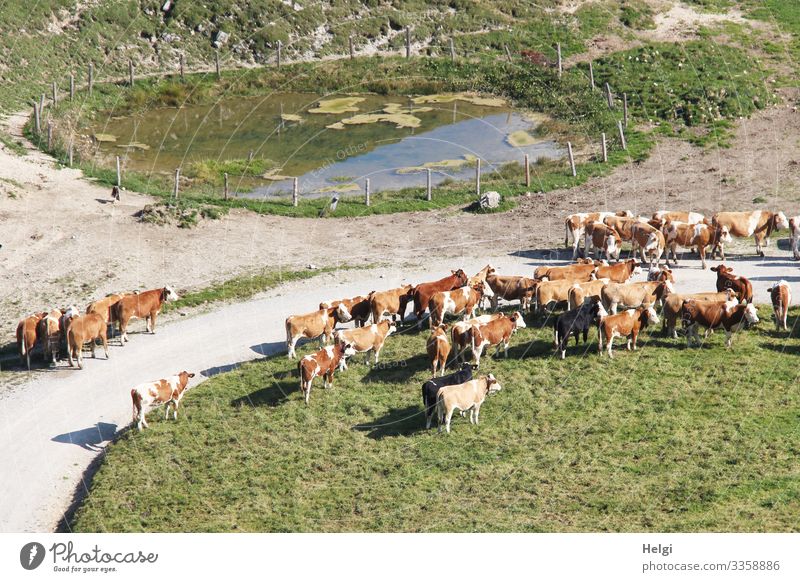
[[10, 209, 798, 434]]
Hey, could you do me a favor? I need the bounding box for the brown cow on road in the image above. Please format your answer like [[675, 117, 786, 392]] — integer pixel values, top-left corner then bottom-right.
[[286, 307, 341, 359], [412, 270, 468, 327], [86, 293, 126, 323], [585, 222, 622, 262], [711, 265, 753, 303], [630, 222, 665, 268], [16, 312, 44, 369], [36, 309, 63, 366], [564, 211, 632, 259], [712, 210, 789, 257], [664, 221, 732, 269], [66, 313, 109, 369], [534, 262, 598, 282], [112, 286, 179, 344]]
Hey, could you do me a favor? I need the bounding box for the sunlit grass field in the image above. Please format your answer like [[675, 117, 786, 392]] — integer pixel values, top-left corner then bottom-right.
[[72, 304, 800, 532]]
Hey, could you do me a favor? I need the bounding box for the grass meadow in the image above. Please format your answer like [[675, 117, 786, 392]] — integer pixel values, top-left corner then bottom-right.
[[71, 304, 800, 532]]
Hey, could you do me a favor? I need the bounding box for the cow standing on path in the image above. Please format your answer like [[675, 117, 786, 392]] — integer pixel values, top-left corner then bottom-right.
[[711, 210, 789, 258], [66, 313, 109, 369], [112, 286, 179, 343], [16, 313, 44, 369], [131, 371, 196, 431], [711, 265, 753, 304]]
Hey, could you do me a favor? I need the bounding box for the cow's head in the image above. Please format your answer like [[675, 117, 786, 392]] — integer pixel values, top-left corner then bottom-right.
[[774, 211, 789, 231], [588, 297, 608, 320], [680, 300, 698, 327], [643, 304, 660, 326], [340, 341, 357, 359], [473, 280, 494, 298], [485, 373, 502, 395], [617, 210, 634, 218], [335, 302, 352, 322], [510, 311, 527, 330], [162, 286, 180, 302], [177, 371, 196, 390], [744, 304, 760, 325]]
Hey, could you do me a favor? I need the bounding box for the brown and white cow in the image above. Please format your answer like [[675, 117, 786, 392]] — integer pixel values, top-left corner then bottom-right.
[[469, 311, 526, 367], [603, 215, 642, 243], [36, 309, 63, 366], [664, 221, 732, 269], [286, 307, 339, 359], [427, 325, 451, 377], [711, 264, 753, 303], [534, 262, 598, 282], [86, 293, 126, 323], [334, 319, 397, 366], [600, 277, 673, 314], [598, 305, 659, 358], [789, 216, 800, 260], [585, 222, 622, 262], [428, 281, 493, 327], [112, 286, 179, 343], [486, 274, 538, 312], [712, 210, 789, 257], [567, 278, 611, 310], [412, 270, 469, 327], [66, 313, 109, 369], [369, 285, 414, 323], [320, 295, 371, 327], [769, 280, 792, 331], [630, 222, 665, 268], [451, 314, 504, 362], [653, 210, 705, 225], [298, 341, 356, 405], [564, 211, 632, 259], [131, 371, 196, 431], [681, 299, 759, 348], [661, 290, 733, 338], [16, 312, 44, 369], [436, 374, 502, 434], [535, 279, 579, 313], [594, 258, 641, 283]]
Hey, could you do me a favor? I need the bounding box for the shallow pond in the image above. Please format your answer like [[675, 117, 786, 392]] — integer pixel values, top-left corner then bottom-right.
[[89, 92, 563, 197]]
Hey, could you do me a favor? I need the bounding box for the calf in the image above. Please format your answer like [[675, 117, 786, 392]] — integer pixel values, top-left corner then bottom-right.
[[436, 374, 503, 434], [567, 278, 610, 310], [131, 371, 196, 431], [286, 306, 339, 359], [661, 290, 733, 338], [664, 221, 731, 269], [412, 269, 468, 327], [426, 325, 451, 378], [594, 258, 640, 283], [469, 312, 526, 367], [66, 313, 109, 369], [334, 319, 396, 366], [598, 305, 659, 358], [681, 299, 759, 347], [564, 211, 632, 259], [421, 362, 475, 429], [369, 285, 414, 323], [712, 210, 789, 257], [451, 314, 504, 362], [320, 295, 371, 327], [429, 281, 492, 327], [486, 274, 537, 312], [112, 286, 179, 343], [16, 312, 44, 369], [600, 277, 672, 314], [554, 299, 607, 359], [711, 264, 753, 303], [769, 280, 791, 331], [789, 215, 800, 260], [298, 341, 356, 405], [585, 221, 622, 261], [534, 262, 597, 282], [36, 309, 63, 365]]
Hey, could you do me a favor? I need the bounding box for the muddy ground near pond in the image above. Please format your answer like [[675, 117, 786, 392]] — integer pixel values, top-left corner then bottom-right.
[[2, 89, 800, 341]]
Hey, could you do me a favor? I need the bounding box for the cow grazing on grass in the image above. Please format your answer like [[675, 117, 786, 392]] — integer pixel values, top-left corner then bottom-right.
[[564, 211, 632, 259], [298, 341, 356, 405], [112, 286, 179, 344], [429, 281, 492, 327], [421, 363, 476, 430], [320, 295, 371, 327], [131, 371, 196, 431], [436, 374, 502, 434], [426, 325, 451, 377], [712, 210, 789, 258], [554, 299, 607, 359], [334, 320, 396, 366], [630, 221, 665, 268], [789, 216, 800, 260], [451, 314, 504, 362], [661, 290, 733, 338], [594, 258, 640, 283], [534, 262, 598, 282], [36, 309, 63, 365], [369, 285, 414, 323], [412, 270, 468, 327], [598, 305, 659, 358], [16, 312, 44, 369], [600, 277, 673, 314], [711, 265, 753, 303], [66, 313, 109, 369], [567, 278, 611, 310], [585, 222, 622, 261], [286, 307, 341, 359], [469, 312, 526, 367], [769, 280, 791, 331], [681, 299, 759, 348], [664, 221, 732, 269], [486, 274, 537, 312]]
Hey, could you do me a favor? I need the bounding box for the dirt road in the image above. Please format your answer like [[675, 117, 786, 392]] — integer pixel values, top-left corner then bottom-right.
[[0, 251, 795, 532]]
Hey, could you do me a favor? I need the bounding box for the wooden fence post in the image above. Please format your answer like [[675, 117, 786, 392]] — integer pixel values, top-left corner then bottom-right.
[[475, 158, 481, 197], [623, 93, 629, 128], [557, 43, 562, 77], [293, 177, 299, 206], [180, 54, 185, 79], [605, 82, 613, 109], [33, 103, 40, 135], [524, 153, 530, 188], [426, 168, 432, 201], [365, 178, 370, 207], [277, 40, 282, 67], [70, 73, 75, 101], [47, 122, 53, 150], [52, 81, 57, 107], [567, 142, 576, 177], [39, 94, 45, 116], [405, 26, 411, 58], [617, 121, 627, 150], [173, 168, 180, 199], [215, 50, 221, 78], [224, 172, 229, 200], [589, 61, 595, 89], [349, 35, 354, 60], [504, 45, 512, 63], [129, 59, 134, 86], [450, 38, 455, 62], [602, 132, 608, 162], [88, 62, 93, 96], [116, 156, 121, 187]]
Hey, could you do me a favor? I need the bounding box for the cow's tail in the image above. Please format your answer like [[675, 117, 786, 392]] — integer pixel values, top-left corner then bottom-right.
[[131, 389, 142, 424], [564, 219, 570, 248], [285, 318, 292, 347]]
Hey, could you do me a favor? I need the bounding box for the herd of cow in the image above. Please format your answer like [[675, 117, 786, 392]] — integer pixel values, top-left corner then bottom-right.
[[9, 209, 797, 434]]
